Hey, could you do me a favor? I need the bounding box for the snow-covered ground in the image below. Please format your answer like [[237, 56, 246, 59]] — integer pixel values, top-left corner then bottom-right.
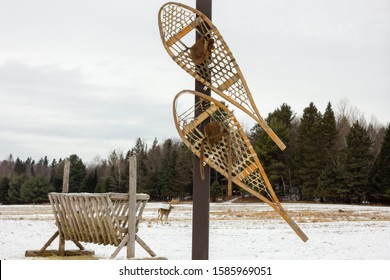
[[1, 201, 389, 260]]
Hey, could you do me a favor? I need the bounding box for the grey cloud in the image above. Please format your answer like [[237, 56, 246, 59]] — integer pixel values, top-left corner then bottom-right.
[[0, 61, 176, 160]]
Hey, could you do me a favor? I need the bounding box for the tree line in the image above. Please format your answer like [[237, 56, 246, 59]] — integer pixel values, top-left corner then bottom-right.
[[0, 100, 389, 205]]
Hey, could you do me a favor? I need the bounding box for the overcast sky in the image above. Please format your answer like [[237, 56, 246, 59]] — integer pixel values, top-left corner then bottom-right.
[[1, 0, 389, 163]]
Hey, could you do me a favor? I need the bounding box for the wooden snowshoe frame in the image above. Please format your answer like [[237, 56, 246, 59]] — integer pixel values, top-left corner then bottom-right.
[[173, 90, 308, 242], [159, 2, 286, 151]]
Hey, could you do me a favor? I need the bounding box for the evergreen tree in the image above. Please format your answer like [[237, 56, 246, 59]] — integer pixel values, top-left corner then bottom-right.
[[131, 138, 148, 193], [82, 168, 98, 192], [314, 102, 339, 201], [25, 157, 34, 177], [94, 158, 109, 193], [316, 166, 343, 203], [13, 158, 26, 175], [160, 139, 179, 199], [295, 102, 326, 200], [210, 180, 222, 202], [342, 121, 373, 203], [370, 124, 390, 203], [35, 156, 50, 178], [144, 138, 163, 199], [174, 142, 193, 197], [7, 175, 28, 204], [30, 159, 36, 177], [49, 159, 63, 192], [132, 138, 147, 155], [68, 154, 86, 192], [250, 104, 295, 195], [322, 102, 337, 162], [0, 176, 10, 204], [20, 176, 54, 203]]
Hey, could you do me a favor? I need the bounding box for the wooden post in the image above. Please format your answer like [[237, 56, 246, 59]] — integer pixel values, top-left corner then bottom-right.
[[127, 155, 137, 259], [62, 160, 70, 193], [59, 159, 70, 255], [192, 0, 212, 260], [228, 180, 233, 197]]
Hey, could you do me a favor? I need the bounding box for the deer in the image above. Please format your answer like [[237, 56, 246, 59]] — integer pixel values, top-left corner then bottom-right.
[[157, 204, 174, 224]]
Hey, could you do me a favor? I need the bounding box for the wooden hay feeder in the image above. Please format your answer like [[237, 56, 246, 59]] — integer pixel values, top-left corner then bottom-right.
[[25, 192, 156, 259]]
